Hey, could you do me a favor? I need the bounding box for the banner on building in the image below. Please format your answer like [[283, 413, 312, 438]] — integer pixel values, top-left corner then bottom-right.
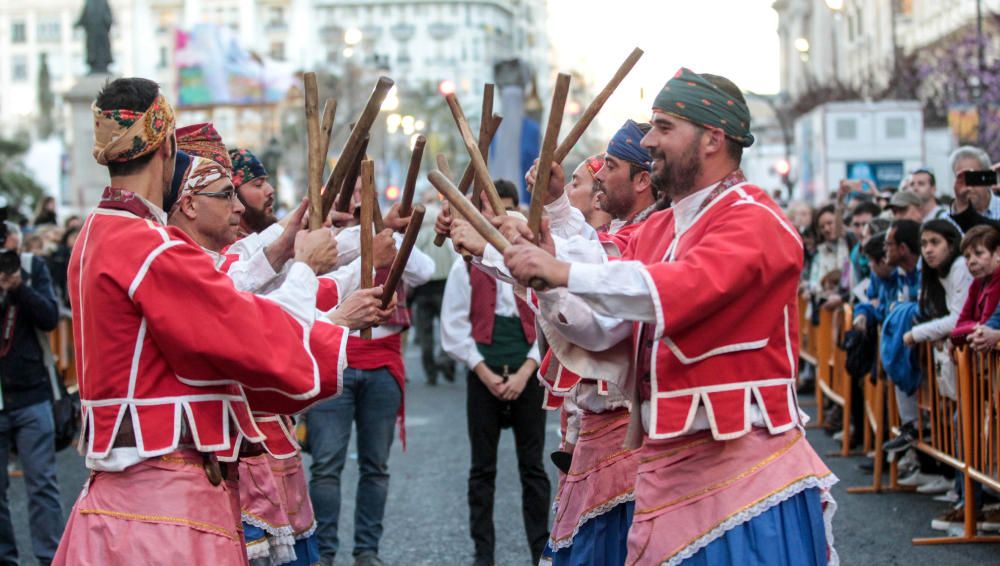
[[174, 24, 294, 107]]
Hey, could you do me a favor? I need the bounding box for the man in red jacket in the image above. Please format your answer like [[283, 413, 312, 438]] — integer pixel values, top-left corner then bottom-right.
[[501, 69, 837, 566], [54, 77, 388, 565]]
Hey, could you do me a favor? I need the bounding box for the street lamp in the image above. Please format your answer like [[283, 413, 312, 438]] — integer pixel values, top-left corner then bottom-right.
[[344, 28, 363, 46]]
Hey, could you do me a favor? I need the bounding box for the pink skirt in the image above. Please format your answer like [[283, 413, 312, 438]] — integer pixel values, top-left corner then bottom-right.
[[269, 453, 316, 540], [625, 428, 836, 566], [53, 450, 247, 565], [549, 408, 639, 550], [240, 454, 297, 563]]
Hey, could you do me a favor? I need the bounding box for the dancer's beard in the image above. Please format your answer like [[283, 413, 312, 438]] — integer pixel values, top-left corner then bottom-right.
[[650, 135, 702, 205]]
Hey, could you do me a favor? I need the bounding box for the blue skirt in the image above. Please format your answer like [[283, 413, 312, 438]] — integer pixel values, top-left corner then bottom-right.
[[243, 521, 319, 566], [549, 500, 635, 566], [682, 488, 829, 566]]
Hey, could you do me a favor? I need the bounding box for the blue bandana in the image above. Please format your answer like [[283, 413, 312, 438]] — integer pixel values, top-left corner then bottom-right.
[[606, 119, 652, 171], [167, 150, 192, 212]]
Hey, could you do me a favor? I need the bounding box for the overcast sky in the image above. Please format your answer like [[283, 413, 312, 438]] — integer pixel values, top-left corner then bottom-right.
[[547, 0, 781, 129]]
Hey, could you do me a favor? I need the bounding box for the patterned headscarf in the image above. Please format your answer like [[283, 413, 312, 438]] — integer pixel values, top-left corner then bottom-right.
[[92, 93, 176, 165], [606, 120, 652, 171], [652, 68, 755, 148], [228, 148, 268, 189], [176, 123, 233, 170], [167, 154, 231, 215]]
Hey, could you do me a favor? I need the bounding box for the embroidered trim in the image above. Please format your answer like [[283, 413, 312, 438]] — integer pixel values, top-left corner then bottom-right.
[[78, 508, 241, 541], [656, 474, 839, 566], [549, 491, 636, 550], [567, 449, 634, 477], [295, 520, 317, 539], [241, 510, 292, 534]]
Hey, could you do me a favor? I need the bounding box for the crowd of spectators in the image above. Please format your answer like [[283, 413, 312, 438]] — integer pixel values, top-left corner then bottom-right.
[[0, 195, 80, 565], [793, 144, 1000, 535]]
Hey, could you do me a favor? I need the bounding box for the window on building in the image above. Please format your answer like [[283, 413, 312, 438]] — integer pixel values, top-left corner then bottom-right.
[[158, 46, 168, 69], [11, 21, 27, 43], [270, 41, 285, 61], [835, 118, 857, 140], [885, 117, 906, 139], [268, 6, 285, 28], [37, 18, 61, 43], [12, 55, 28, 82]]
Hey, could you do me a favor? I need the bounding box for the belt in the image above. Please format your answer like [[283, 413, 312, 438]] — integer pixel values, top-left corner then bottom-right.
[[113, 414, 235, 486]]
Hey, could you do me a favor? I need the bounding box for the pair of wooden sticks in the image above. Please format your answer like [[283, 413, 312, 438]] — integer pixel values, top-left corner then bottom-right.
[[302, 74, 427, 338], [430, 47, 644, 285]]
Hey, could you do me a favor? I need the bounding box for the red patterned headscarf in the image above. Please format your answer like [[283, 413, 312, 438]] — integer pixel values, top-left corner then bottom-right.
[[176, 123, 233, 170]]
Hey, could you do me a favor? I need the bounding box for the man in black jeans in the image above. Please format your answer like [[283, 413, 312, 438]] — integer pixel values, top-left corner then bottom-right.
[[0, 221, 63, 566], [440, 181, 550, 566]]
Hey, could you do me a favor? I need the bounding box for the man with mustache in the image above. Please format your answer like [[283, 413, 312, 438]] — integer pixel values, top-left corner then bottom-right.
[[54, 79, 389, 565], [497, 69, 837, 565]]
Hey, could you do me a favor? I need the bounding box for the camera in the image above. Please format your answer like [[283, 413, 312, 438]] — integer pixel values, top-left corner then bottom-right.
[[0, 209, 20, 276], [964, 170, 998, 187]]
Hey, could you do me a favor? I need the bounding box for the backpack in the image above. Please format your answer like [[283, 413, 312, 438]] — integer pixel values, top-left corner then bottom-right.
[[21, 253, 80, 451]]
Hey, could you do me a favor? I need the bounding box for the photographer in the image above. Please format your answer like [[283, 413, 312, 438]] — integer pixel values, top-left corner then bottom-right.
[[0, 220, 63, 566]]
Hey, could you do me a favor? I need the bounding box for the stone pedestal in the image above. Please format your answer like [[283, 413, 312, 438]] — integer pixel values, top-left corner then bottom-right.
[[64, 73, 115, 214]]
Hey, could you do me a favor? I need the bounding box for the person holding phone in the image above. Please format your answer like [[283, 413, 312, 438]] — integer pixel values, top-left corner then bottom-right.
[[949, 146, 1000, 231]]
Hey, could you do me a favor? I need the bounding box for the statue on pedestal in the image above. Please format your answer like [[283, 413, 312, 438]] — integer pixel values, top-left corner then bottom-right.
[[75, 0, 113, 75]]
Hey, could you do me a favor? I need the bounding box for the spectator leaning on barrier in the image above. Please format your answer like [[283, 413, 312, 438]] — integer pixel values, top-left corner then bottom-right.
[[905, 220, 972, 347], [952, 225, 1000, 345], [0, 221, 64, 566]]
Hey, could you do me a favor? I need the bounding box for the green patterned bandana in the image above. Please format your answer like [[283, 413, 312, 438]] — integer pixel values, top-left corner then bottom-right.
[[652, 68, 754, 148]]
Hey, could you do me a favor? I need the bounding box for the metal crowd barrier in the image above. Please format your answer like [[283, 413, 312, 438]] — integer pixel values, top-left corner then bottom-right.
[[911, 346, 1000, 545]]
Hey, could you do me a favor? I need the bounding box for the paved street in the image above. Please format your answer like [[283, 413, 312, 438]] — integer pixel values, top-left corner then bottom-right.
[[5, 348, 999, 564]]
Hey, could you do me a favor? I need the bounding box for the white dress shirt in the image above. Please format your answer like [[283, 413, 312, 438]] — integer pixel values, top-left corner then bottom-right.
[[440, 258, 540, 371]]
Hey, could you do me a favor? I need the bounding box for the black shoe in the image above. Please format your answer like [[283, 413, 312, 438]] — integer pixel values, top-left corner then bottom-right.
[[354, 551, 384, 566], [442, 361, 456, 383], [883, 423, 917, 454], [471, 556, 494, 566]]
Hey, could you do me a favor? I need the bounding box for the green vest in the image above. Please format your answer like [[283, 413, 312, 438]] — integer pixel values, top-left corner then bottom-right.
[[476, 315, 531, 370]]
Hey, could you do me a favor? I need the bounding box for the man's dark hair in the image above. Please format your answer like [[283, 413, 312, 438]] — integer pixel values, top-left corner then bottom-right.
[[94, 78, 162, 176], [700, 73, 746, 164], [889, 219, 921, 256], [863, 231, 887, 262], [912, 168, 936, 188], [850, 201, 882, 221], [493, 179, 519, 207]]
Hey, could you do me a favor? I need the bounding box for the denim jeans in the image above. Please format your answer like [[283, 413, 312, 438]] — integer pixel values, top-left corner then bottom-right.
[[0, 401, 63, 565], [306, 367, 401, 559]]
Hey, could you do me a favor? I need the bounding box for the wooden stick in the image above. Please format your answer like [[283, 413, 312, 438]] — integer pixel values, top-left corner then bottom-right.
[[360, 159, 375, 340], [528, 73, 571, 241], [432, 155, 473, 259], [436, 154, 454, 182], [554, 47, 643, 163], [399, 135, 426, 217], [334, 135, 369, 213], [444, 94, 506, 217], [319, 98, 338, 168], [449, 114, 503, 204], [472, 84, 495, 207], [321, 76, 395, 219], [380, 204, 425, 308], [428, 170, 511, 253], [430, 170, 545, 289], [304, 72, 324, 229]]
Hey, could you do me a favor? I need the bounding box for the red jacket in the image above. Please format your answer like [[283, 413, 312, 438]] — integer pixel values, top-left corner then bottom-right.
[[70, 196, 346, 461], [623, 183, 804, 440]]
